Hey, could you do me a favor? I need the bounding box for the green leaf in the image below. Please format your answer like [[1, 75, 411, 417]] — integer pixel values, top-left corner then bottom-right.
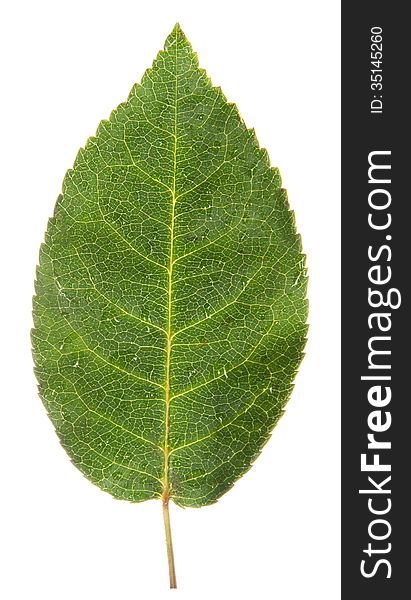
[[32, 23, 307, 586]]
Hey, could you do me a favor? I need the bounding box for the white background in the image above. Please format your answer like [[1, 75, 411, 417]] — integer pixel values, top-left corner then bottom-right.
[[0, 1, 340, 598]]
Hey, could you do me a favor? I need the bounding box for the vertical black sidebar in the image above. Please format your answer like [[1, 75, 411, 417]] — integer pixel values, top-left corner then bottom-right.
[[342, 2, 410, 598]]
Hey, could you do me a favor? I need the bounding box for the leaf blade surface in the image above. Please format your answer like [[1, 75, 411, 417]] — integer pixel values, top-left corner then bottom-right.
[[32, 24, 308, 508]]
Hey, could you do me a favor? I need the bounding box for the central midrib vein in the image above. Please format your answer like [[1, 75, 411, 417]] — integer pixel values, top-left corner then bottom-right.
[[163, 37, 178, 501]]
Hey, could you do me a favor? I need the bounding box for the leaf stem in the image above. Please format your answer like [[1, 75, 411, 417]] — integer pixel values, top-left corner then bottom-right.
[[162, 492, 177, 588]]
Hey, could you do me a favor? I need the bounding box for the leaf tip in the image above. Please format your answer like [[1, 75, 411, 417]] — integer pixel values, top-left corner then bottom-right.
[[173, 22, 184, 34], [165, 22, 188, 48]]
